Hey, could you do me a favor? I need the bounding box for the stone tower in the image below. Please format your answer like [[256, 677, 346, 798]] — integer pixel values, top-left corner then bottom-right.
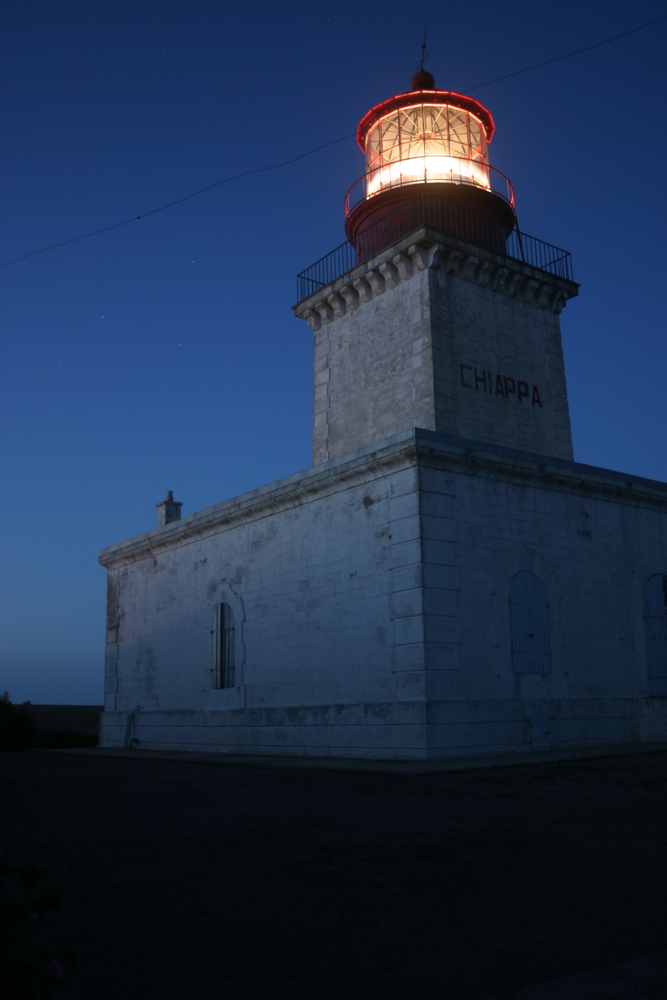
[[99, 66, 667, 763], [294, 70, 578, 464]]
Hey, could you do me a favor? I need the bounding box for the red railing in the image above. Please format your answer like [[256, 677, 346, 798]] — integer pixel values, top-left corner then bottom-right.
[[345, 155, 515, 219]]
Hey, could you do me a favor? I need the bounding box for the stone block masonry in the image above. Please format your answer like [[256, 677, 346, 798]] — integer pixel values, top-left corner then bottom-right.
[[99, 429, 667, 759], [98, 77, 666, 763], [294, 227, 578, 465]]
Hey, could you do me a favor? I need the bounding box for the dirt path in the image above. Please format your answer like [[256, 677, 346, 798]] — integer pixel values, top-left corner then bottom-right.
[[2, 749, 667, 999]]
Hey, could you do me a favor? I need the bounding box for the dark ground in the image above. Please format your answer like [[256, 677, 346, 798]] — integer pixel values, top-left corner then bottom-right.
[[2, 748, 667, 999]]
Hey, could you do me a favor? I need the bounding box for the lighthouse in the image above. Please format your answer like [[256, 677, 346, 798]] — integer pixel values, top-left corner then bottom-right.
[[295, 70, 578, 466], [346, 68, 515, 255], [99, 65, 667, 762]]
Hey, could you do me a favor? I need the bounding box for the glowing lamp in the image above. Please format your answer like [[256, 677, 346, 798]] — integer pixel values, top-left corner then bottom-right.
[[345, 69, 515, 252]]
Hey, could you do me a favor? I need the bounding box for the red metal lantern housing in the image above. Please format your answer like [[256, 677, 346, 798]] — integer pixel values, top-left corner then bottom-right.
[[345, 72, 515, 256]]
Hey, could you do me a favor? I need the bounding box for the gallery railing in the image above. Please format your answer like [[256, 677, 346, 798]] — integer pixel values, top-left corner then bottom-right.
[[296, 196, 573, 304], [345, 155, 515, 218]]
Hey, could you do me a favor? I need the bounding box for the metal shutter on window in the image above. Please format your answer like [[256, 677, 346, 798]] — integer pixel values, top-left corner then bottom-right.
[[644, 574, 667, 696], [212, 602, 235, 689], [211, 604, 221, 689], [509, 571, 551, 675], [221, 602, 235, 689]]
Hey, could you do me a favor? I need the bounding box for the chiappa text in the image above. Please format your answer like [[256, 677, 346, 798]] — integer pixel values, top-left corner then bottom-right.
[[460, 364, 542, 407]]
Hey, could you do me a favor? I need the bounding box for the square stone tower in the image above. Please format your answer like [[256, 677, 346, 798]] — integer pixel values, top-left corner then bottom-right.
[[295, 227, 577, 464], [293, 70, 578, 464]]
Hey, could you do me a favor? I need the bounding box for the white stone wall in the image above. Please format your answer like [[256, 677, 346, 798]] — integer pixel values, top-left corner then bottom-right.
[[447, 464, 667, 703], [430, 268, 574, 458], [312, 265, 436, 464], [411, 439, 667, 753], [103, 442, 419, 722], [100, 432, 667, 759], [101, 441, 435, 757], [296, 229, 577, 466]]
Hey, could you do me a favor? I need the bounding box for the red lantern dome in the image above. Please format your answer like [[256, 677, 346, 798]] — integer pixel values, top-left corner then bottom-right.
[[345, 72, 515, 255]]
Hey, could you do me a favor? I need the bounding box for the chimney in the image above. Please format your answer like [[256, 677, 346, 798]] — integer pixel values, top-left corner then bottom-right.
[[156, 490, 183, 527]]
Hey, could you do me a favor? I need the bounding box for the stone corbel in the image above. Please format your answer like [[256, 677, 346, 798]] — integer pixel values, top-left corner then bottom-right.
[[379, 261, 400, 289], [327, 292, 347, 318], [535, 283, 553, 310], [392, 252, 414, 281], [353, 276, 373, 303], [520, 278, 540, 306], [303, 308, 321, 332], [504, 272, 524, 299], [340, 284, 360, 311], [460, 254, 480, 283], [549, 291, 567, 314], [439, 246, 463, 276], [408, 240, 439, 271], [489, 266, 510, 293], [316, 300, 335, 324], [367, 269, 386, 296], [474, 259, 494, 288]]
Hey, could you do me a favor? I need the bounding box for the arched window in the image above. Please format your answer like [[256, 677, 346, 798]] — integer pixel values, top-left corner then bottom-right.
[[509, 571, 550, 675], [212, 602, 235, 689], [644, 574, 667, 696]]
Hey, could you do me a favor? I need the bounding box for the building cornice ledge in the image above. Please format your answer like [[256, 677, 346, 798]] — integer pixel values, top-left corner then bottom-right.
[[293, 227, 579, 332], [99, 431, 667, 571], [98, 432, 419, 570], [414, 431, 667, 511]]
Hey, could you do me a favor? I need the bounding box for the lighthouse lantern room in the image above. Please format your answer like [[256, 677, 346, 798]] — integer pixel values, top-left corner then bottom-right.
[[345, 69, 516, 254]]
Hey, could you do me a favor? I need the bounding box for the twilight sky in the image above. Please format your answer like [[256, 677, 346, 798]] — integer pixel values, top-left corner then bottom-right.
[[1, 0, 666, 704]]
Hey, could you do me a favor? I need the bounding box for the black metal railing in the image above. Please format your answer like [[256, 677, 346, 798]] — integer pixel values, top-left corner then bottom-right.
[[296, 241, 357, 301], [345, 156, 515, 218], [296, 196, 573, 304]]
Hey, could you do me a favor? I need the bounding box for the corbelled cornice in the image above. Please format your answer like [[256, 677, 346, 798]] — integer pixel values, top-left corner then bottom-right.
[[98, 435, 419, 570], [99, 429, 667, 570], [293, 227, 579, 332]]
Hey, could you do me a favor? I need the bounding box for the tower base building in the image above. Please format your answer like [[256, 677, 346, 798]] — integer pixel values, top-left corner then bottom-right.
[[99, 77, 667, 760]]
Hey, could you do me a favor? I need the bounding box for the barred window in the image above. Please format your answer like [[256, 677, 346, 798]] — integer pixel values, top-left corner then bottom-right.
[[212, 602, 235, 689], [644, 575, 667, 696], [509, 571, 551, 675]]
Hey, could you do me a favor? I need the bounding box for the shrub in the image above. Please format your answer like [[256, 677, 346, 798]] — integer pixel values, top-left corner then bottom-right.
[[0, 695, 99, 751], [0, 694, 40, 751], [0, 853, 76, 997], [47, 732, 98, 750]]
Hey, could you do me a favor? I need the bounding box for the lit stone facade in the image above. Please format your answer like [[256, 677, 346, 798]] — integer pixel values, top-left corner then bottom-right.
[[99, 230, 667, 758], [295, 228, 576, 466], [100, 429, 667, 756]]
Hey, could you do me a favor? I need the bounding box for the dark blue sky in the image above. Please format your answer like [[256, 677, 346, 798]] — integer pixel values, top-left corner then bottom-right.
[[2, 0, 666, 704]]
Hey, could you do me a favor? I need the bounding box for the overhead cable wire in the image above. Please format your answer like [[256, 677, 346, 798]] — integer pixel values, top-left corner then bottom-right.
[[0, 132, 355, 268], [2, 12, 666, 269], [466, 13, 667, 92]]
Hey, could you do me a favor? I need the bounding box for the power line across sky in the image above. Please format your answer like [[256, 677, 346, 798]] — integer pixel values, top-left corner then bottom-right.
[[2, 11, 666, 271]]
